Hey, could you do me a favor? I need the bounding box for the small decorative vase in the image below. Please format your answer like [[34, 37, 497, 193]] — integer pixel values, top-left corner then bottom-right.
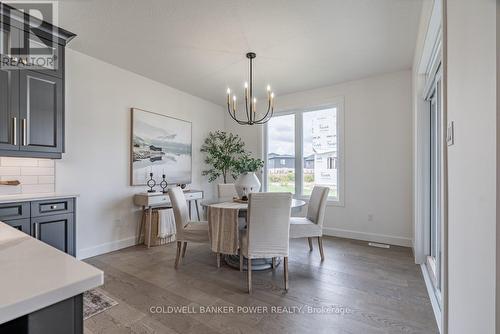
[[235, 172, 261, 198]]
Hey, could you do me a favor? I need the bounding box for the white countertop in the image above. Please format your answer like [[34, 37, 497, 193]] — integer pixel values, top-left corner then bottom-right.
[[0, 193, 79, 204], [0, 222, 103, 324]]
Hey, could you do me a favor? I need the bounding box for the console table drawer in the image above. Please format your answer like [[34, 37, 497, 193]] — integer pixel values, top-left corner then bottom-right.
[[185, 192, 203, 200], [31, 198, 74, 217], [0, 202, 30, 220]]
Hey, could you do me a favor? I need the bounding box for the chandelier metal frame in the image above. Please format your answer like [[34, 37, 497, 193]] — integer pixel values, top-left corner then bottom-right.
[[226, 52, 275, 125]]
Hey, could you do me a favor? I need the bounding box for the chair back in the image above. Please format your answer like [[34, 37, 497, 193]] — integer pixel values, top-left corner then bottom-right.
[[168, 187, 189, 239], [218, 183, 238, 200], [246, 192, 292, 258], [306, 186, 330, 227]]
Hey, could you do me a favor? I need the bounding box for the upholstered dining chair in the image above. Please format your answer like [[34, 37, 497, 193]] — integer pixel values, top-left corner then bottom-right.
[[239, 192, 292, 293], [217, 183, 238, 200], [169, 187, 209, 269], [289, 186, 329, 261]]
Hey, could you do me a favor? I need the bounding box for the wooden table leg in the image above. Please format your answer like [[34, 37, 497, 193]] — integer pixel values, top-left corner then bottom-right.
[[195, 200, 200, 221], [147, 207, 152, 248], [138, 206, 145, 244]]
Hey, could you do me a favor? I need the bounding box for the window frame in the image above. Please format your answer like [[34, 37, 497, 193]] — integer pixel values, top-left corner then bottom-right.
[[263, 98, 345, 206]]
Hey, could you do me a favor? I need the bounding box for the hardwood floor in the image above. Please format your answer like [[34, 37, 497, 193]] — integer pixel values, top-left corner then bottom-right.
[[84, 237, 438, 334]]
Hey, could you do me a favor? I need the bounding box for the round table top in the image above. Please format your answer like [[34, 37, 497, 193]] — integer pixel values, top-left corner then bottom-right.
[[201, 197, 306, 211]]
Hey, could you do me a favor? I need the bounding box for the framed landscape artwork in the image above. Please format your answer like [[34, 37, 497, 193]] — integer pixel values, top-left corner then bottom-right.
[[131, 108, 192, 186]]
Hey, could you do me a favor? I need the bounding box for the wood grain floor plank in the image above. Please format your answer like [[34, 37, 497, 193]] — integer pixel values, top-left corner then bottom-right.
[[84, 236, 438, 334]]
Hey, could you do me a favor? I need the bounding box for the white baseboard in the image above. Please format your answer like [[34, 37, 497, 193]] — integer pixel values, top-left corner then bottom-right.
[[77, 236, 137, 260], [322, 227, 412, 247], [77, 228, 411, 259]]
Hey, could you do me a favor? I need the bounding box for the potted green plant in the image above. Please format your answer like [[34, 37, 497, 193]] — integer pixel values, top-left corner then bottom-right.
[[200, 131, 245, 183], [234, 155, 265, 199]]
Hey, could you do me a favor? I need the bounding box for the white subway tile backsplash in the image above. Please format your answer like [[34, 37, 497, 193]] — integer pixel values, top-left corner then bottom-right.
[[0, 186, 21, 195], [0, 167, 21, 176], [21, 167, 54, 176], [38, 159, 55, 168], [0, 157, 55, 195], [38, 175, 55, 184], [0, 157, 39, 167], [21, 184, 55, 194], [1, 175, 38, 184]]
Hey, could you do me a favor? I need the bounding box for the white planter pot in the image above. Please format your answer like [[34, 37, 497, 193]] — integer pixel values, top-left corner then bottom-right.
[[235, 172, 261, 198]]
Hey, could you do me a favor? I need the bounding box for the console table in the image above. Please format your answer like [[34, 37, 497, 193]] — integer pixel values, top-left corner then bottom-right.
[[133, 190, 204, 247]]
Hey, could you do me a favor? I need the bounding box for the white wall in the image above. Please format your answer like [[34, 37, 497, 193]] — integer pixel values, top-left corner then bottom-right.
[[446, 0, 497, 333], [57, 49, 224, 259], [225, 70, 413, 246]]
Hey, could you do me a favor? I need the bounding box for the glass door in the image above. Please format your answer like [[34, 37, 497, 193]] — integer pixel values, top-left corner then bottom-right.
[[427, 70, 443, 305]]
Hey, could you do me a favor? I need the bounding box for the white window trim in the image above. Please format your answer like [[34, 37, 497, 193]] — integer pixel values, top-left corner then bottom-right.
[[263, 97, 345, 207]]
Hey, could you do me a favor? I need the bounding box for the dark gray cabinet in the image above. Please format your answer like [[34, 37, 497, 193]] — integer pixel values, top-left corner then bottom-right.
[[0, 4, 75, 159], [4, 218, 30, 234], [0, 201, 30, 220], [32, 213, 74, 255], [0, 294, 83, 334], [0, 197, 76, 256], [0, 68, 18, 151], [19, 71, 64, 154]]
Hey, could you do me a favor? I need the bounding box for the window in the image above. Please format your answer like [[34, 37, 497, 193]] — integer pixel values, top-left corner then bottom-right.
[[266, 114, 295, 193], [264, 101, 344, 204]]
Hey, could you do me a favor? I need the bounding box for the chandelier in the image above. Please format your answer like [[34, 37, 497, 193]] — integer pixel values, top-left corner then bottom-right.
[[226, 52, 275, 125]]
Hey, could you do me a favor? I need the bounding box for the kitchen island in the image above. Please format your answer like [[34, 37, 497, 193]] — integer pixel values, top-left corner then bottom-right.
[[0, 222, 103, 334]]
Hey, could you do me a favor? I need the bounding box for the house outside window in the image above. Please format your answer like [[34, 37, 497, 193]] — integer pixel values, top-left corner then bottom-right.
[[264, 99, 344, 205]]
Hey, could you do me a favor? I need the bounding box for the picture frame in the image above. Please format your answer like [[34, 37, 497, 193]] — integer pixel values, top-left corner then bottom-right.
[[130, 108, 192, 186]]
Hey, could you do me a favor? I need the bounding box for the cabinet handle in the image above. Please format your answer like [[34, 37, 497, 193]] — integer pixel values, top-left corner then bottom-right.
[[51, 205, 58, 210], [12, 117, 16, 145], [21, 119, 27, 146], [34, 223, 39, 239]]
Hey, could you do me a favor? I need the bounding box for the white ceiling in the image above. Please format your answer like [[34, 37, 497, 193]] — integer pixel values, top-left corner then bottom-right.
[[55, 0, 422, 106]]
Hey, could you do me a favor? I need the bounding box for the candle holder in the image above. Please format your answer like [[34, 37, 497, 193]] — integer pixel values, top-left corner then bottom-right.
[[147, 173, 156, 193], [160, 174, 168, 194]]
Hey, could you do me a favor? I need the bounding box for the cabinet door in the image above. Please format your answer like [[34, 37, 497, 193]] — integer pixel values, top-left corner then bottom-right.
[[4, 218, 30, 235], [0, 68, 19, 150], [21, 31, 64, 78], [0, 23, 20, 151], [19, 70, 63, 153], [32, 213, 74, 256]]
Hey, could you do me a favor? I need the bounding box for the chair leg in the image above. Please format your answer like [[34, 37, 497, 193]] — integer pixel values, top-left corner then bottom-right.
[[247, 258, 252, 293], [308, 237, 313, 251], [181, 242, 187, 258], [284, 257, 289, 291], [216, 253, 221, 268], [239, 251, 243, 272], [272, 257, 276, 269], [174, 241, 182, 269], [318, 237, 325, 261]]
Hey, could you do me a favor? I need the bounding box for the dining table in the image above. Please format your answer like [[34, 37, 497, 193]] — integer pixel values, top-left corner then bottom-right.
[[201, 197, 307, 271]]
